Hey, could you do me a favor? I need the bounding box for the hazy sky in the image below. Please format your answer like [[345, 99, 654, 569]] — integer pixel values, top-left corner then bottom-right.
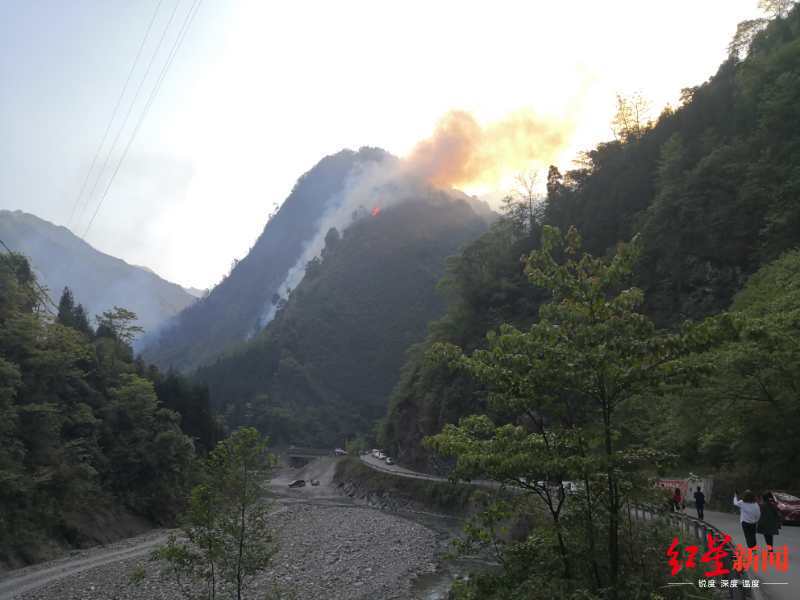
[[0, 0, 763, 289]]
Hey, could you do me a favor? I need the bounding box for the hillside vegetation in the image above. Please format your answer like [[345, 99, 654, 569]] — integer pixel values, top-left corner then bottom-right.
[[196, 192, 488, 446], [383, 3, 800, 487], [141, 147, 389, 371], [0, 255, 219, 566]]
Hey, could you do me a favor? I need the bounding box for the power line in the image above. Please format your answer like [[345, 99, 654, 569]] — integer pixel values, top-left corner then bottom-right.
[[0, 238, 58, 316], [82, 0, 203, 240], [67, 0, 165, 229], [78, 0, 183, 228]]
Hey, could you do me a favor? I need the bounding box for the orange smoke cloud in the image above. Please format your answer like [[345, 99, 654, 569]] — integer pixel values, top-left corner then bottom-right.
[[405, 109, 572, 188]]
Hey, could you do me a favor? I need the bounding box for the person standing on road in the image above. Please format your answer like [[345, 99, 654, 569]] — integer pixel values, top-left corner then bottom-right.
[[693, 486, 705, 520], [758, 491, 781, 548], [734, 490, 761, 548], [672, 488, 684, 512]]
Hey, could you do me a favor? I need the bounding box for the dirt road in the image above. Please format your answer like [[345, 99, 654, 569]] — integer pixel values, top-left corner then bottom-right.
[[0, 457, 441, 600], [0, 530, 168, 600]]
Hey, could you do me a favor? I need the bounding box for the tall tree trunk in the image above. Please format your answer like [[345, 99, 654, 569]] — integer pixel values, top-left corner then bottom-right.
[[603, 399, 619, 600], [237, 461, 247, 600], [577, 434, 602, 590], [552, 512, 571, 579]]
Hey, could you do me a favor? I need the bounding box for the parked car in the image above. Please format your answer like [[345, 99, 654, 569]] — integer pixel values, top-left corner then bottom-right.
[[771, 491, 800, 523], [376, 452, 386, 460], [288, 479, 306, 488], [385, 457, 395, 465], [334, 448, 347, 456], [310, 479, 320, 486]]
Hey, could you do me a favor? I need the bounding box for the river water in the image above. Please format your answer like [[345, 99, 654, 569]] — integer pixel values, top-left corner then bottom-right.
[[392, 508, 499, 600]]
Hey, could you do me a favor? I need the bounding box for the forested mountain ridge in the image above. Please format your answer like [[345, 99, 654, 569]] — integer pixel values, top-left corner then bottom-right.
[[0, 210, 195, 337], [383, 5, 800, 470], [141, 147, 390, 372], [196, 191, 489, 446]]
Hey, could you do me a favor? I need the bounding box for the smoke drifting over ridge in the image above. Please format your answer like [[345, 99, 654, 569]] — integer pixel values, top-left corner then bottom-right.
[[257, 108, 572, 328], [405, 109, 573, 188]]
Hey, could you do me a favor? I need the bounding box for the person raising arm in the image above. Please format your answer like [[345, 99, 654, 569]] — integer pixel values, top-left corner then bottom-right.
[[733, 490, 761, 548]]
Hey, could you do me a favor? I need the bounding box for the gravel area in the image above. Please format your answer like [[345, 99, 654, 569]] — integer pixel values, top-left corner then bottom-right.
[[8, 502, 439, 600]]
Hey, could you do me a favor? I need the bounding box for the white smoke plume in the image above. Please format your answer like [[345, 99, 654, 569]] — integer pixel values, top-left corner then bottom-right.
[[257, 108, 573, 328]]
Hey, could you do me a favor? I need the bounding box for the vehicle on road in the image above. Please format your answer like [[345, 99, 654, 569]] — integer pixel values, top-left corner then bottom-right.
[[288, 479, 306, 488], [385, 457, 395, 465], [334, 448, 347, 456], [311, 479, 320, 486], [376, 452, 386, 460], [771, 491, 800, 523]]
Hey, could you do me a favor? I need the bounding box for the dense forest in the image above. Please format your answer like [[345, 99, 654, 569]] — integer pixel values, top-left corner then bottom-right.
[[195, 192, 489, 446], [0, 254, 221, 565], [383, 2, 800, 494], [373, 8, 800, 597]]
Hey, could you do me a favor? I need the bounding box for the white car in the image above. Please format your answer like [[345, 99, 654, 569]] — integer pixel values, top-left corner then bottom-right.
[[376, 452, 386, 460], [385, 457, 395, 465]]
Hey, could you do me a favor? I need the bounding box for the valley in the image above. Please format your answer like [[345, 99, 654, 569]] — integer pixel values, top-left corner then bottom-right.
[[3, 2, 800, 598], [0, 458, 469, 600]]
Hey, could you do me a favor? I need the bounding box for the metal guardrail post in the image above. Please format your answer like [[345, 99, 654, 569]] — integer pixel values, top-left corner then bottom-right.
[[631, 504, 765, 600]]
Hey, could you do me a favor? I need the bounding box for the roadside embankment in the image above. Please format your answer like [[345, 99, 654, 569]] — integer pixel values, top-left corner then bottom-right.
[[333, 457, 481, 515], [0, 504, 154, 574]]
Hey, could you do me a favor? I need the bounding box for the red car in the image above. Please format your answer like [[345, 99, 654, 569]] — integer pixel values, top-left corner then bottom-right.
[[771, 492, 800, 523]]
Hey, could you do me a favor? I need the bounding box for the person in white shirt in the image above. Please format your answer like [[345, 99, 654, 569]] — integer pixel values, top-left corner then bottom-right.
[[733, 490, 761, 548]]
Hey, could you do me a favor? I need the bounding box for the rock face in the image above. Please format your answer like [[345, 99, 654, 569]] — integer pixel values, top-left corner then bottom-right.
[[0, 209, 195, 338], [16, 503, 439, 600]]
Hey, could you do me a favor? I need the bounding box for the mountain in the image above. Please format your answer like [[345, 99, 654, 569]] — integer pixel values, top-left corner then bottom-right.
[[383, 5, 800, 468], [195, 189, 489, 446], [0, 209, 195, 336], [141, 147, 391, 371], [183, 286, 208, 299]]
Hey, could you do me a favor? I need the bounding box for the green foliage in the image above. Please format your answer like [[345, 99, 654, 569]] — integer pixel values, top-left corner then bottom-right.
[[333, 456, 477, 512], [449, 518, 707, 600], [657, 250, 800, 488], [0, 257, 216, 563], [154, 428, 277, 600], [196, 194, 487, 447], [96, 306, 144, 346], [142, 148, 392, 372], [426, 228, 690, 596], [384, 212, 545, 468], [385, 3, 800, 475]]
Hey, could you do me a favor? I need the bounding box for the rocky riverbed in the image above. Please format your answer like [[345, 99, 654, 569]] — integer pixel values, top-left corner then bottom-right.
[[12, 502, 439, 600]]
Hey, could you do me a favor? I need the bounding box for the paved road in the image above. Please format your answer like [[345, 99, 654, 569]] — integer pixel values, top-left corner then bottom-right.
[[360, 454, 447, 481], [698, 508, 799, 600], [361, 456, 799, 599]]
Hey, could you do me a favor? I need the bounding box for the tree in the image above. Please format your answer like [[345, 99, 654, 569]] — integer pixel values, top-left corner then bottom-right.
[[759, 0, 796, 18], [728, 19, 769, 58], [56, 287, 76, 329], [96, 306, 144, 345], [663, 250, 800, 487], [102, 374, 195, 517], [501, 170, 543, 240], [57, 288, 93, 337], [427, 226, 688, 597], [0, 255, 201, 562], [155, 428, 277, 600], [611, 93, 651, 142]]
